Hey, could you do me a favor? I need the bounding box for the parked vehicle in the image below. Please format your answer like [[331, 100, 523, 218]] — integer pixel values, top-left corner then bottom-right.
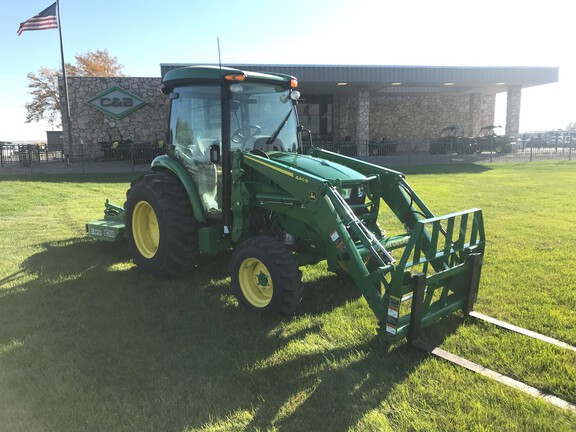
[[429, 126, 475, 154], [522, 131, 576, 148], [474, 125, 517, 154], [97, 127, 166, 164]]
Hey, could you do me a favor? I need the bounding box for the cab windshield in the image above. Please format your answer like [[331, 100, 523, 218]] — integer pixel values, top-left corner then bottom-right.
[[229, 83, 299, 152]]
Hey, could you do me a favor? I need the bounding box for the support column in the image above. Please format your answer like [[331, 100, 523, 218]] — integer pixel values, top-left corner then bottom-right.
[[468, 93, 482, 137], [356, 87, 370, 156], [505, 85, 522, 136]]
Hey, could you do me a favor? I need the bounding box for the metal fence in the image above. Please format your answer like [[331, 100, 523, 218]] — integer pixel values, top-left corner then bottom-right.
[[0, 143, 65, 168], [1, 138, 573, 175], [307, 138, 574, 166], [0, 142, 167, 174]]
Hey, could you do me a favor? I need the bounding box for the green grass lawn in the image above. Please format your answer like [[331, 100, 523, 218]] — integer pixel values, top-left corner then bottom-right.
[[1, 162, 575, 431]]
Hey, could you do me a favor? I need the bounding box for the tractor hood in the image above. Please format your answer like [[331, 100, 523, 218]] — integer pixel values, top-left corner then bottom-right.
[[267, 152, 367, 183]]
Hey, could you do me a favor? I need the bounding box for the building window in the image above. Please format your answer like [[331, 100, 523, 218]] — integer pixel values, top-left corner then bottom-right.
[[297, 96, 333, 142]]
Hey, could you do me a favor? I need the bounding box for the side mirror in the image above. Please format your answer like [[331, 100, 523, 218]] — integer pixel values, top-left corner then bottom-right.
[[209, 143, 221, 164]]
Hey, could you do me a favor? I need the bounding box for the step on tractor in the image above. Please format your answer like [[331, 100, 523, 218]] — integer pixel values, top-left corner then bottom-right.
[[87, 65, 486, 345]]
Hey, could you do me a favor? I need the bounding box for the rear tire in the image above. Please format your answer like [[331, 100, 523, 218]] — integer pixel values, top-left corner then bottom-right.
[[124, 171, 200, 277], [230, 236, 303, 314]]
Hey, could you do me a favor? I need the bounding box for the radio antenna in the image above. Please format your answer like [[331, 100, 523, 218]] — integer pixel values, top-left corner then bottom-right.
[[217, 37, 222, 70]]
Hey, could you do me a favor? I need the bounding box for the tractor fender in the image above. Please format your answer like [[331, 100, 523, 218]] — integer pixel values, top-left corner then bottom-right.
[[150, 155, 206, 223]]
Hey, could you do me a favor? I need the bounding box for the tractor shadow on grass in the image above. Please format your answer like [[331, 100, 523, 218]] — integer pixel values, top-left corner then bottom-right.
[[1, 237, 464, 431]]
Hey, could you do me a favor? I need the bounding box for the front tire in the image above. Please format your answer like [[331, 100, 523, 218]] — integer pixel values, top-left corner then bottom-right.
[[230, 236, 303, 314], [124, 171, 200, 277]]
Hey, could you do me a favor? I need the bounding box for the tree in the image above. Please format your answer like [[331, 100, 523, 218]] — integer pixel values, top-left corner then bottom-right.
[[25, 49, 125, 127], [25, 67, 61, 125], [66, 49, 125, 77]]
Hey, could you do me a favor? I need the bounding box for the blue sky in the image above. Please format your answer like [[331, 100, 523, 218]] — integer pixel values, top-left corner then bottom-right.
[[1, 0, 573, 141]]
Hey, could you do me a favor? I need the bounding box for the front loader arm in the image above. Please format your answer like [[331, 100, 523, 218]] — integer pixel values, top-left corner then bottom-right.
[[233, 150, 485, 344], [232, 151, 394, 317]]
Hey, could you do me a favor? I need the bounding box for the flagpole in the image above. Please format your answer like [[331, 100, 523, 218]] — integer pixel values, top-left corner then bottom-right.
[[56, 0, 73, 161]]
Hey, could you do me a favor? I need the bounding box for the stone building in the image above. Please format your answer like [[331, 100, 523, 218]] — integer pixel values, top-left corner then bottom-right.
[[60, 64, 558, 159], [60, 76, 167, 159]]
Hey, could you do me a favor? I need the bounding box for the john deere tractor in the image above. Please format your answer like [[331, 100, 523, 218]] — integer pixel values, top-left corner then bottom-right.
[[87, 65, 485, 344]]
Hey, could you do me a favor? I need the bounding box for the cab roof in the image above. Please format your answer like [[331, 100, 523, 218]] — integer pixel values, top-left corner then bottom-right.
[[161, 65, 295, 94]]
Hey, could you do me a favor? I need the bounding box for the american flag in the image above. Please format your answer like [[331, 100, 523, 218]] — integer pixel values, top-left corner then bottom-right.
[[17, 3, 58, 36]]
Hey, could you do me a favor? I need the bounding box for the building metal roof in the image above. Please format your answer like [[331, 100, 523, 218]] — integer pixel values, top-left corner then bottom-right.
[[160, 64, 559, 97]]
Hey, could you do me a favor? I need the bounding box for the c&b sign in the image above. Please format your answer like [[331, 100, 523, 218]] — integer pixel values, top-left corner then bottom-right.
[[87, 86, 146, 119]]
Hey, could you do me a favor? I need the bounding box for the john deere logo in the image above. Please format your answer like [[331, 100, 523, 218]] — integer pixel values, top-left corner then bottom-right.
[[87, 86, 146, 119]]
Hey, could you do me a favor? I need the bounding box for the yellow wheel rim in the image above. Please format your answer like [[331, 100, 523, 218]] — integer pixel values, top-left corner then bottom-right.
[[238, 258, 273, 308], [132, 201, 159, 259]]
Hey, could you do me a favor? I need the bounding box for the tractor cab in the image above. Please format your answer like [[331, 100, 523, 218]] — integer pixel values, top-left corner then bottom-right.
[[162, 66, 301, 218]]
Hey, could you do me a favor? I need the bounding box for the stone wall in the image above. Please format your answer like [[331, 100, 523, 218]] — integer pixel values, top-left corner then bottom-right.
[[333, 92, 495, 151], [333, 95, 357, 143], [61, 77, 168, 159], [60, 76, 496, 157]]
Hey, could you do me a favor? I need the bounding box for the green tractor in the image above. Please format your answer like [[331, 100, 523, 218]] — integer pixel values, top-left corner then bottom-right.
[[87, 65, 485, 344]]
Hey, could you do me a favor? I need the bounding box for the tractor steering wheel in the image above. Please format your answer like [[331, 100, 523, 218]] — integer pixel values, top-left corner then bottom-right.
[[232, 125, 262, 148]]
